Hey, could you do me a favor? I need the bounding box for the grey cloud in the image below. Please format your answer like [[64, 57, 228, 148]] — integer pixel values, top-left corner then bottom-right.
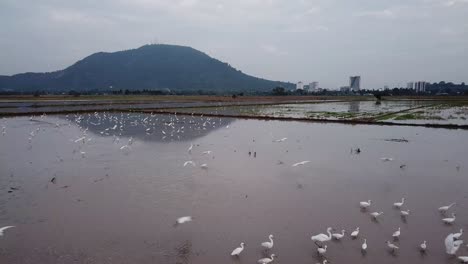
[[0, 0, 467, 89]]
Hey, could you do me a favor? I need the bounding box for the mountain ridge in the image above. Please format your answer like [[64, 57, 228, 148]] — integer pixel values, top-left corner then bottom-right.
[[0, 44, 293, 93]]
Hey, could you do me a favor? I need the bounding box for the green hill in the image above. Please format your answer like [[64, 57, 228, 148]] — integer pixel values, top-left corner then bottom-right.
[[0, 44, 293, 93]]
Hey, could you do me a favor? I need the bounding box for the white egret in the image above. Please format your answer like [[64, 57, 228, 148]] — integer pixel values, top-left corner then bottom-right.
[[74, 136, 86, 143], [332, 230, 346, 240], [400, 209, 410, 217], [420, 241, 427, 252], [458, 256, 468, 263], [292, 160, 311, 167], [312, 227, 333, 244], [450, 240, 464, 255], [438, 203, 456, 213], [200, 163, 208, 169], [442, 213, 456, 224], [176, 216, 192, 224], [392, 227, 401, 239], [360, 200, 371, 209], [370, 211, 383, 219], [362, 239, 367, 251], [273, 137, 287, 142], [261, 234, 274, 249], [453, 229, 463, 240], [393, 198, 405, 208], [0, 226, 15, 236], [386, 241, 399, 251], [381, 157, 394, 162], [317, 245, 327, 256], [231, 242, 245, 256], [188, 143, 193, 154], [257, 254, 275, 264], [183, 161, 196, 167], [351, 227, 360, 238], [444, 233, 463, 255]]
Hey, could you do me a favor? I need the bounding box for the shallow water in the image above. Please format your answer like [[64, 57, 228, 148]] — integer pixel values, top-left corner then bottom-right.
[[0, 113, 467, 264]]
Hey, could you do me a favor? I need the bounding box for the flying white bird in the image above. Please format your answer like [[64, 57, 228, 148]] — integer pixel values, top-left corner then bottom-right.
[[453, 229, 463, 240], [393, 198, 405, 208], [386, 241, 399, 251], [0, 226, 15, 236], [380, 157, 394, 162], [392, 227, 401, 239], [292, 160, 311, 167], [312, 227, 333, 243], [420, 241, 427, 252], [360, 200, 371, 209], [183, 161, 196, 167], [442, 213, 456, 224], [258, 254, 275, 264], [351, 227, 360, 238], [176, 216, 192, 224], [200, 164, 208, 169], [231, 242, 245, 256], [273, 137, 287, 142], [317, 245, 327, 256], [449, 240, 464, 255], [261, 234, 274, 249], [362, 239, 367, 251], [444, 233, 463, 255], [370, 211, 383, 220], [439, 203, 456, 213], [332, 230, 346, 240], [202, 151, 212, 155]]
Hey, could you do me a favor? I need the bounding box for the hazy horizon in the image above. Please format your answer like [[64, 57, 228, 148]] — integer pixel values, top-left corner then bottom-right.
[[1, 0, 467, 89]]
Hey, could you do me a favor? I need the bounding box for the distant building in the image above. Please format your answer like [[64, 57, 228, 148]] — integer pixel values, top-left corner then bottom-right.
[[296, 81, 304, 90], [340, 86, 350, 93], [414, 81, 427, 93], [349, 76, 361, 91], [309, 82, 319, 92], [407, 82, 414, 89], [384, 85, 389, 90]]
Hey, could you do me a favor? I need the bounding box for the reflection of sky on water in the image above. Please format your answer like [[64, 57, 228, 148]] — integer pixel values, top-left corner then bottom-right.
[[348, 101, 360, 112], [62, 112, 233, 142]]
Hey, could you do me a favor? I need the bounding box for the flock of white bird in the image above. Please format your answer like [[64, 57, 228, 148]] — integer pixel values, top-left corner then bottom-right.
[[1, 112, 467, 263], [191, 198, 466, 263]]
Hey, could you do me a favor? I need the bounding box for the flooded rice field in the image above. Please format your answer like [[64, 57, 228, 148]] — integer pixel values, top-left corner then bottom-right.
[[0, 112, 467, 264], [167, 100, 468, 126]]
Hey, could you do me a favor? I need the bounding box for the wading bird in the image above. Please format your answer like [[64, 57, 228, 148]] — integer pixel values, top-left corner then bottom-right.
[[258, 254, 275, 264], [261, 234, 274, 249], [394, 198, 405, 208], [231, 242, 244, 256], [351, 227, 360, 239], [360, 200, 371, 209]]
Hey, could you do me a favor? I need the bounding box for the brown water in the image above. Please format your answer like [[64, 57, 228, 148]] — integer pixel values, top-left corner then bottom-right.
[[0, 113, 467, 264]]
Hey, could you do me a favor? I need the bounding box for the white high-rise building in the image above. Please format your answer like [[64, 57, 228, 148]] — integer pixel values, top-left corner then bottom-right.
[[349, 76, 361, 91], [407, 82, 414, 89], [296, 81, 304, 90], [414, 81, 427, 93], [309, 82, 319, 92]]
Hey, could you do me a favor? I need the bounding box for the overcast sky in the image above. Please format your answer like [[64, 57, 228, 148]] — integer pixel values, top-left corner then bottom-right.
[[1, 0, 467, 89]]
